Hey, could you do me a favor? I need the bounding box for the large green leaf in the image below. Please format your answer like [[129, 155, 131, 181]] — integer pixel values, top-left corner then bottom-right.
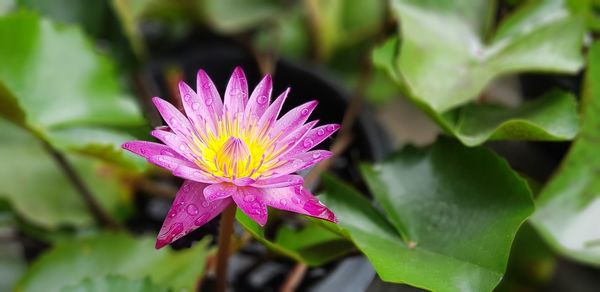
[[236, 210, 354, 266], [0, 120, 132, 229], [16, 233, 209, 292], [531, 42, 600, 265], [0, 11, 146, 168], [203, 0, 285, 33], [63, 275, 168, 292], [320, 139, 534, 291], [373, 37, 580, 146], [386, 0, 584, 113]]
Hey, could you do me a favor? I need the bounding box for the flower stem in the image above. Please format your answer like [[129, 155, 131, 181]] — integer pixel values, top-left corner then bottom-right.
[[215, 204, 237, 292], [42, 141, 120, 230]]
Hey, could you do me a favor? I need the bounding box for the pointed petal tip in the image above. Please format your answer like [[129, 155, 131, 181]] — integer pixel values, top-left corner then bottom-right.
[[155, 238, 169, 249]]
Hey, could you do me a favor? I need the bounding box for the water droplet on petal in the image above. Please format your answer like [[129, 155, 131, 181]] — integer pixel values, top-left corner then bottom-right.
[[317, 129, 325, 136], [184, 94, 191, 101], [192, 102, 200, 110], [303, 199, 325, 215], [194, 214, 208, 226], [171, 223, 184, 236], [140, 148, 147, 154], [170, 118, 178, 125], [303, 138, 314, 148], [244, 195, 255, 202], [205, 98, 213, 106], [186, 204, 199, 216], [168, 209, 177, 218], [279, 199, 287, 206], [202, 82, 211, 89], [312, 152, 321, 159], [292, 197, 301, 204], [202, 201, 211, 208], [326, 125, 335, 132], [301, 108, 309, 116], [257, 95, 268, 104], [179, 144, 186, 151]]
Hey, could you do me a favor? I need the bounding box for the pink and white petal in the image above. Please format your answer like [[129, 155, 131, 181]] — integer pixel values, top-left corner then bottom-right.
[[256, 88, 290, 134], [273, 120, 318, 157], [204, 182, 237, 202], [259, 186, 337, 222], [122, 141, 184, 160], [148, 155, 197, 171], [172, 164, 221, 184], [223, 67, 248, 115], [245, 74, 272, 119], [270, 101, 318, 138], [285, 124, 340, 157], [152, 97, 195, 138], [179, 81, 217, 135], [232, 187, 268, 226], [151, 130, 196, 161], [251, 175, 303, 189], [196, 69, 224, 117], [156, 180, 232, 249], [267, 150, 333, 176]]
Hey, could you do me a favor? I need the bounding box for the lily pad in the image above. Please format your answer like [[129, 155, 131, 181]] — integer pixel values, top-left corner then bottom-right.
[[320, 139, 534, 291], [373, 37, 580, 146], [531, 41, 600, 265], [236, 210, 354, 266], [16, 232, 209, 292], [0, 11, 146, 169], [387, 0, 584, 113]]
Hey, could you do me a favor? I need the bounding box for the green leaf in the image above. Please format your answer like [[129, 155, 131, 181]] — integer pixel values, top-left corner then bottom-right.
[[320, 139, 534, 291], [387, 0, 584, 112], [16, 232, 210, 292], [203, 0, 285, 33], [373, 38, 580, 146], [236, 210, 354, 266], [0, 11, 146, 169], [531, 42, 600, 265], [63, 275, 168, 292], [0, 120, 132, 229]]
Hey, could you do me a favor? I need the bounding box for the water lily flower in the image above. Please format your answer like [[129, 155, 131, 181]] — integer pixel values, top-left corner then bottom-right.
[[123, 67, 338, 248]]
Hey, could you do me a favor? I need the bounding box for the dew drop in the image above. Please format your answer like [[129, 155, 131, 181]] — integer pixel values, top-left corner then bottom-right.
[[312, 152, 321, 159], [257, 95, 268, 104], [179, 144, 186, 151], [184, 94, 191, 101], [170, 118, 178, 125], [140, 148, 147, 154], [244, 195, 255, 202], [326, 125, 335, 132], [192, 102, 200, 110], [186, 204, 199, 216], [205, 98, 213, 106], [202, 82, 211, 89], [301, 108, 309, 116], [292, 197, 301, 204], [303, 138, 314, 148], [171, 223, 184, 236], [279, 199, 287, 206], [317, 129, 325, 136], [194, 215, 208, 226], [202, 201, 211, 208], [168, 209, 177, 218]]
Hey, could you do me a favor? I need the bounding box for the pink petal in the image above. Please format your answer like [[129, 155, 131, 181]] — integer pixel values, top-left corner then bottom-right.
[[156, 180, 232, 249], [232, 187, 268, 226], [267, 150, 333, 176], [148, 155, 197, 171], [270, 101, 318, 138], [285, 124, 340, 157], [273, 120, 318, 157], [244, 74, 272, 119], [179, 81, 217, 135], [223, 67, 248, 115], [251, 175, 303, 189], [259, 186, 337, 222], [122, 141, 183, 160], [196, 69, 224, 117], [151, 130, 196, 161], [152, 97, 195, 138], [172, 164, 221, 184], [203, 182, 237, 202], [256, 88, 290, 134]]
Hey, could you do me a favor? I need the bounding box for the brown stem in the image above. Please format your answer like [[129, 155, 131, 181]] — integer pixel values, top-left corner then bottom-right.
[[280, 263, 308, 292], [43, 141, 120, 230], [215, 204, 237, 292]]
